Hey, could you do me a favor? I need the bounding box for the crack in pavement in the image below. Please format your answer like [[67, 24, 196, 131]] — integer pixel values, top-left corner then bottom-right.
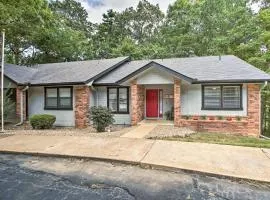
[[261, 148, 270, 160], [0, 160, 136, 200]]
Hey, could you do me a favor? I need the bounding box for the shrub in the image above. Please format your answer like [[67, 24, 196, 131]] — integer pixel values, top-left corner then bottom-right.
[[30, 114, 56, 129], [165, 107, 174, 120], [217, 115, 224, 120], [200, 115, 207, 120], [90, 106, 115, 132], [236, 116, 242, 121], [182, 115, 191, 120]]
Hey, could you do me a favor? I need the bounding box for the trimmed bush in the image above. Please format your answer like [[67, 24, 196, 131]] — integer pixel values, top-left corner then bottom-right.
[[30, 114, 56, 129], [90, 106, 115, 132], [200, 115, 207, 120]]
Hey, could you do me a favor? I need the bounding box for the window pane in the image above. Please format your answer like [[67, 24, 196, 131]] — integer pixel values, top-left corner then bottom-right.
[[119, 88, 128, 112], [59, 98, 71, 107], [223, 86, 241, 109], [159, 90, 163, 115], [46, 88, 57, 97], [204, 86, 221, 108], [46, 88, 57, 108], [46, 97, 57, 107], [59, 88, 72, 108], [59, 88, 71, 97], [109, 88, 117, 112]]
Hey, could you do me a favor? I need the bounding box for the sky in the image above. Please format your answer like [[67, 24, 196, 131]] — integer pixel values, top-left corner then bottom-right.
[[77, 0, 176, 23]]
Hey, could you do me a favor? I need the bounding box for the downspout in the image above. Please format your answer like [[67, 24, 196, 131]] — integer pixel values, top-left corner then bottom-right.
[[15, 86, 29, 126], [260, 81, 269, 139]]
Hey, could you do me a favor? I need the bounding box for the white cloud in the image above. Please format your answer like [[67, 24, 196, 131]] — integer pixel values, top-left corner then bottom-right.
[[77, 0, 176, 23]]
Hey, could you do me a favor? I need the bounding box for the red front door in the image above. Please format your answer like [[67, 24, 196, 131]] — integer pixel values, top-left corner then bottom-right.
[[146, 89, 159, 118]]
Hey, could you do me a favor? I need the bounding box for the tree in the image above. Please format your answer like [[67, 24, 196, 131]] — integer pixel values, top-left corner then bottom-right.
[[49, 0, 93, 37], [0, 0, 52, 64], [92, 0, 165, 59], [0, 88, 15, 121], [162, 0, 260, 58]]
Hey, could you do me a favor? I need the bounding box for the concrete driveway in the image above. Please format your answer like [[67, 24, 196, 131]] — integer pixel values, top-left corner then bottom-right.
[[0, 135, 269, 182]]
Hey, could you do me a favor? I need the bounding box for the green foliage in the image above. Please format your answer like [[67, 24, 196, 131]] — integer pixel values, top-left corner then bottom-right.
[[236, 116, 242, 121], [200, 115, 207, 120], [165, 107, 174, 121], [30, 114, 56, 129], [182, 115, 191, 120], [217, 116, 224, 120], [90, 106, 115, 132], [0, 88, 15, 121]]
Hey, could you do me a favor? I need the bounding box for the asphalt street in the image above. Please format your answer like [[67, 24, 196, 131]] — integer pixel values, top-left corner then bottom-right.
[[0, 154, 269, 200]]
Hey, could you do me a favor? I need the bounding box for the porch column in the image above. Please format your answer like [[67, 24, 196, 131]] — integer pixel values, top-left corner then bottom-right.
[[247, 84, 261, 136], [174, 79, 181, 126], [131, 80, 145, 125], [16, 87, 26, 121], [75, 86, 90, 128]]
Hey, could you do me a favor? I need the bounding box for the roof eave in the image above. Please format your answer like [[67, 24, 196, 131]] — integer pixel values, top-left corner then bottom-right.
[[28, 82, 86, 86], [193, 79, 270, 84]]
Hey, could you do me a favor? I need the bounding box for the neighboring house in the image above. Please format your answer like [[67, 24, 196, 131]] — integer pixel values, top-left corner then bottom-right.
[[2, 55, 270, 136]]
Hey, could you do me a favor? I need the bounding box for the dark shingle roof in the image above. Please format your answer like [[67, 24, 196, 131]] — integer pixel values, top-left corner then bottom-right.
[[2, 63, 38, 84], [3, 55, 270, 85], [30, 56, 129, 85], [95, 55, 270, 84], [2, 57, 129, 85]]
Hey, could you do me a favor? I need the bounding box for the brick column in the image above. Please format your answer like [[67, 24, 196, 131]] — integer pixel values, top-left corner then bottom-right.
[[247, 84, 261, 136], [16, 87, 26, 121], [174, 79, 181, 126], [131, 80, 145, 125], [75, 86, 90, 128]]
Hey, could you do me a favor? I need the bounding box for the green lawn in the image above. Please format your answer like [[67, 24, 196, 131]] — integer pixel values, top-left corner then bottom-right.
[[158, 133, 270, 148]]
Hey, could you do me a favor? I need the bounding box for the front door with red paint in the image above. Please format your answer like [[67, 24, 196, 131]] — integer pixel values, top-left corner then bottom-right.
[[146, 89, 159, 118]]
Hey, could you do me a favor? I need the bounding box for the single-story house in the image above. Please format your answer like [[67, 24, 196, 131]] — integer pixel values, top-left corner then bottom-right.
[[2, 55, 270, 136]]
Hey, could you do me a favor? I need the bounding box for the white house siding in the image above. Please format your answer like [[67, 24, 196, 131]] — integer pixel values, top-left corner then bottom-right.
[[28, 86, 75, 126], [181, 83, 248, 116], [136, 67, 174, 85], [92, 86, 131, 125]]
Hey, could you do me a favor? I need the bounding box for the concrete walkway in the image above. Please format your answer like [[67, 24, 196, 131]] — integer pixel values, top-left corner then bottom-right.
[[121, 124, 157, 138], [0, 135, 270, 182]]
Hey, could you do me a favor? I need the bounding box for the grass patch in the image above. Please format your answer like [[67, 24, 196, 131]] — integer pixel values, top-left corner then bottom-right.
[[158, 132, 270, 148]]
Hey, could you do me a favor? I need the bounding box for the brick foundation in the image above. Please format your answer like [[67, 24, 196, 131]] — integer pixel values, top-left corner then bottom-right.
[[75, 86, 90, 128], [16, 87, 26, 121], [176, 84, 261, 136], [174, 79, 181, 126], [131, 80, 145, 125]]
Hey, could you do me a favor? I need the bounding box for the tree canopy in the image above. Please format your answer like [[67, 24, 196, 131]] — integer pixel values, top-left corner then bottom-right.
[[0, 0, 269, 74]]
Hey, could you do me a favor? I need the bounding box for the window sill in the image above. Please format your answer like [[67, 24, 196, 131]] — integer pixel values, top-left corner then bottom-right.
[[111, 112, 129, 115], [44, 108, 73, 111], [201, 108, 243, 111]]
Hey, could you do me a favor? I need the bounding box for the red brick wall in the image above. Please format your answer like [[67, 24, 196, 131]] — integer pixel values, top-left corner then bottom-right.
[[176, 84, 261, 136], [131, 80, 145, 125], [16, 87, 26, 121], [75, 86, 90, 128], [174, 79, 181, 126]]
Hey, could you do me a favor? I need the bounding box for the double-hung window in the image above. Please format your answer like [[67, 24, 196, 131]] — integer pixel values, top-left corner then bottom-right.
[[45, 87, 73, 110], [107, 87, 129, 114], [202, 85, 242, 110]]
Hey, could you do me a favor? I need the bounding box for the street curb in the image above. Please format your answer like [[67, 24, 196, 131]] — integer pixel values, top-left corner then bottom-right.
[[1, 150, 270, 184]]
